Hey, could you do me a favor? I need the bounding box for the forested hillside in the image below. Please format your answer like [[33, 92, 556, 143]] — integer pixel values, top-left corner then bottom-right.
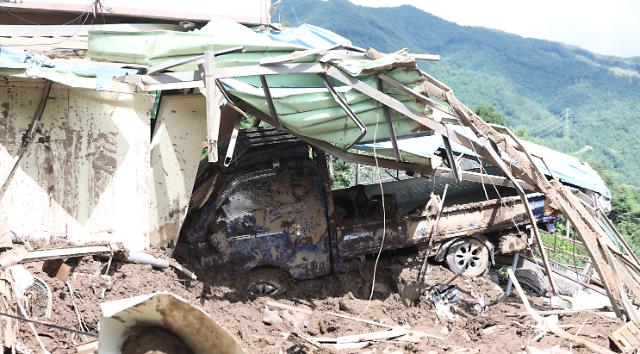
[[277, 0, 640, 186], [276, 0, 640, 254]]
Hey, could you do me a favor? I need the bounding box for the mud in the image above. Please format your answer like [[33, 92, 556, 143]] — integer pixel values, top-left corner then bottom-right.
[[121, 327, 194, 354], [13, 248, 622, 353]]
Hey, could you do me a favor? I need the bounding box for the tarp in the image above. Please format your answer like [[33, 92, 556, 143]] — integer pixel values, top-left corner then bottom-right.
[[0, 46, 52, 69], [0, 45, 139, 89]]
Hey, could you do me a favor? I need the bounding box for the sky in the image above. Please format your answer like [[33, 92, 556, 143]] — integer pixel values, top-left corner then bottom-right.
[[348, 0, 640, 58]]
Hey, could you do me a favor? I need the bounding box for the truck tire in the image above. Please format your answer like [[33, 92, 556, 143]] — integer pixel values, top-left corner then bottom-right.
[[245, 267, 289, 298], [446, 238, 489, 277]]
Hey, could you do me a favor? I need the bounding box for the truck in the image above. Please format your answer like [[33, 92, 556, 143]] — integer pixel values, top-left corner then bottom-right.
[[176, 127, 560, 296]]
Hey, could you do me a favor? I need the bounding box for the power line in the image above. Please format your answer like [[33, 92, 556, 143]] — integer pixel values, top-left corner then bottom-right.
[[287, 0, 301, 26], [563, 108, 571, 140]]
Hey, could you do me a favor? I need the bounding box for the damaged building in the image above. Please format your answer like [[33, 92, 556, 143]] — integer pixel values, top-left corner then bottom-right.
[[0, 0, 638, 352]]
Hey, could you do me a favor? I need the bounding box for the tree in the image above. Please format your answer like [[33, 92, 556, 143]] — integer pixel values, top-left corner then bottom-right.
[[474, 103, 507, 125]]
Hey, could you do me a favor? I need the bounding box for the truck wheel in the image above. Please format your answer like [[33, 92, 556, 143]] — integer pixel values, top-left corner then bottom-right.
[[446, 238, 489, 277], [245, 268, 289, 298]]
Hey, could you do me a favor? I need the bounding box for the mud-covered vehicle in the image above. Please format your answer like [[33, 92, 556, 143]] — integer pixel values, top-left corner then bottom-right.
[[177, 128, 557, 295]]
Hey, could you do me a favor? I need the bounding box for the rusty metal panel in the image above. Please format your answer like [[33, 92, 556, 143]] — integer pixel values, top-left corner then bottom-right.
[[149, 94, 207, 248], [336, 194, 544, 258], [0, 78, 154, 250]]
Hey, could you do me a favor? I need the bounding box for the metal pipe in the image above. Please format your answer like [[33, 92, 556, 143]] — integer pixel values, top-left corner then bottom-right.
[[505, 252, 521, 296], [376, 77, 401, 162], [319, 74, 367, 150], [259, 75, 283, 130], [145, 46, 243, 75]]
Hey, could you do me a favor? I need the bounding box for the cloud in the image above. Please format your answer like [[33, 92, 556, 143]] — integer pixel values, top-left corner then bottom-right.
[[349, 0, 640, 57]]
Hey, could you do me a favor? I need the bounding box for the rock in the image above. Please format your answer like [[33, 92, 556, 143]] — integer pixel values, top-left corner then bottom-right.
[[279, 309, 310, 328], [262, 307, 283, 325]]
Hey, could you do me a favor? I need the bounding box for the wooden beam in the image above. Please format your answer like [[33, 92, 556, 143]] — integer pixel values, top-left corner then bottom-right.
[[378, 73, 453, 115], [600, 238, 638, 322], [203, 50, 221, 163]]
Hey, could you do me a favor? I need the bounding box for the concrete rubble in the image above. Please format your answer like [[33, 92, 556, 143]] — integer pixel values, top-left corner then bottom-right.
[[0, 1, 638, 353]]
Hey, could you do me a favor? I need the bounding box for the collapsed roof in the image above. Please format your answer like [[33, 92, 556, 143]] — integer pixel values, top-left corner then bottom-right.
[[0, 17, 610, 199]]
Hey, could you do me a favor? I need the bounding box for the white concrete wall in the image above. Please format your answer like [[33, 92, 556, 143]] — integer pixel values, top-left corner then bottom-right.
[[0, 79, 206, 250], [149, 95, 207, 247], [0, 80, 154, 250]]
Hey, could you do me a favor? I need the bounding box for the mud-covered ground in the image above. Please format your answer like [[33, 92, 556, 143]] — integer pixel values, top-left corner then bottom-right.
[[14, 248, 621, 353]]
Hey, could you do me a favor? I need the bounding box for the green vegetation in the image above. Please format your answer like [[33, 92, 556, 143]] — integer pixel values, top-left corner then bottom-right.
[[277, 0, 640, 256], [598, 169, 640, 257], [474, 103, 507, 126], [539, 230, 589, 269], [330, 157, 353, 189]]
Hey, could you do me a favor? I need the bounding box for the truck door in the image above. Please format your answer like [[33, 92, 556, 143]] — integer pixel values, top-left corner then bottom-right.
[[218, 159, 332, 280]]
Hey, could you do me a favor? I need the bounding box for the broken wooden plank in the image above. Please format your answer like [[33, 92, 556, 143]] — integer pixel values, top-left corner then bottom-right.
[[445, 90, 626, 315], [123, 63, 326, 91], [448, 101, 558, 293], [76, 340, 98, 354], [599, 238, 639, 323], [507, 268, 616, 354], [609, 321, 640, 353]]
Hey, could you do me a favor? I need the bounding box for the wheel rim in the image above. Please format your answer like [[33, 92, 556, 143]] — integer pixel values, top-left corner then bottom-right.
[[249, 281, 280, 296], [454, 242, 484, 272]]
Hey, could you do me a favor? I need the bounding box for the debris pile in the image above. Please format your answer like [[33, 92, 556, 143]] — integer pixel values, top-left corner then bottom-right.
[[0, 246, 633, 353]]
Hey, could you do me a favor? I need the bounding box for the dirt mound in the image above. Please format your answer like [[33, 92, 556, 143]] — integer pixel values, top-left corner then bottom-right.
[[11, 249, 621, 353]]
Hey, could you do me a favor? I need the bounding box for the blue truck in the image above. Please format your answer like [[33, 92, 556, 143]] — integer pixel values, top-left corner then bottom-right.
[[177, 128, 568, 296]]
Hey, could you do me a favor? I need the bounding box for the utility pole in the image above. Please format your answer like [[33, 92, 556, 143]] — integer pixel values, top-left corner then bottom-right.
[[563, 108, 571, 140]]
